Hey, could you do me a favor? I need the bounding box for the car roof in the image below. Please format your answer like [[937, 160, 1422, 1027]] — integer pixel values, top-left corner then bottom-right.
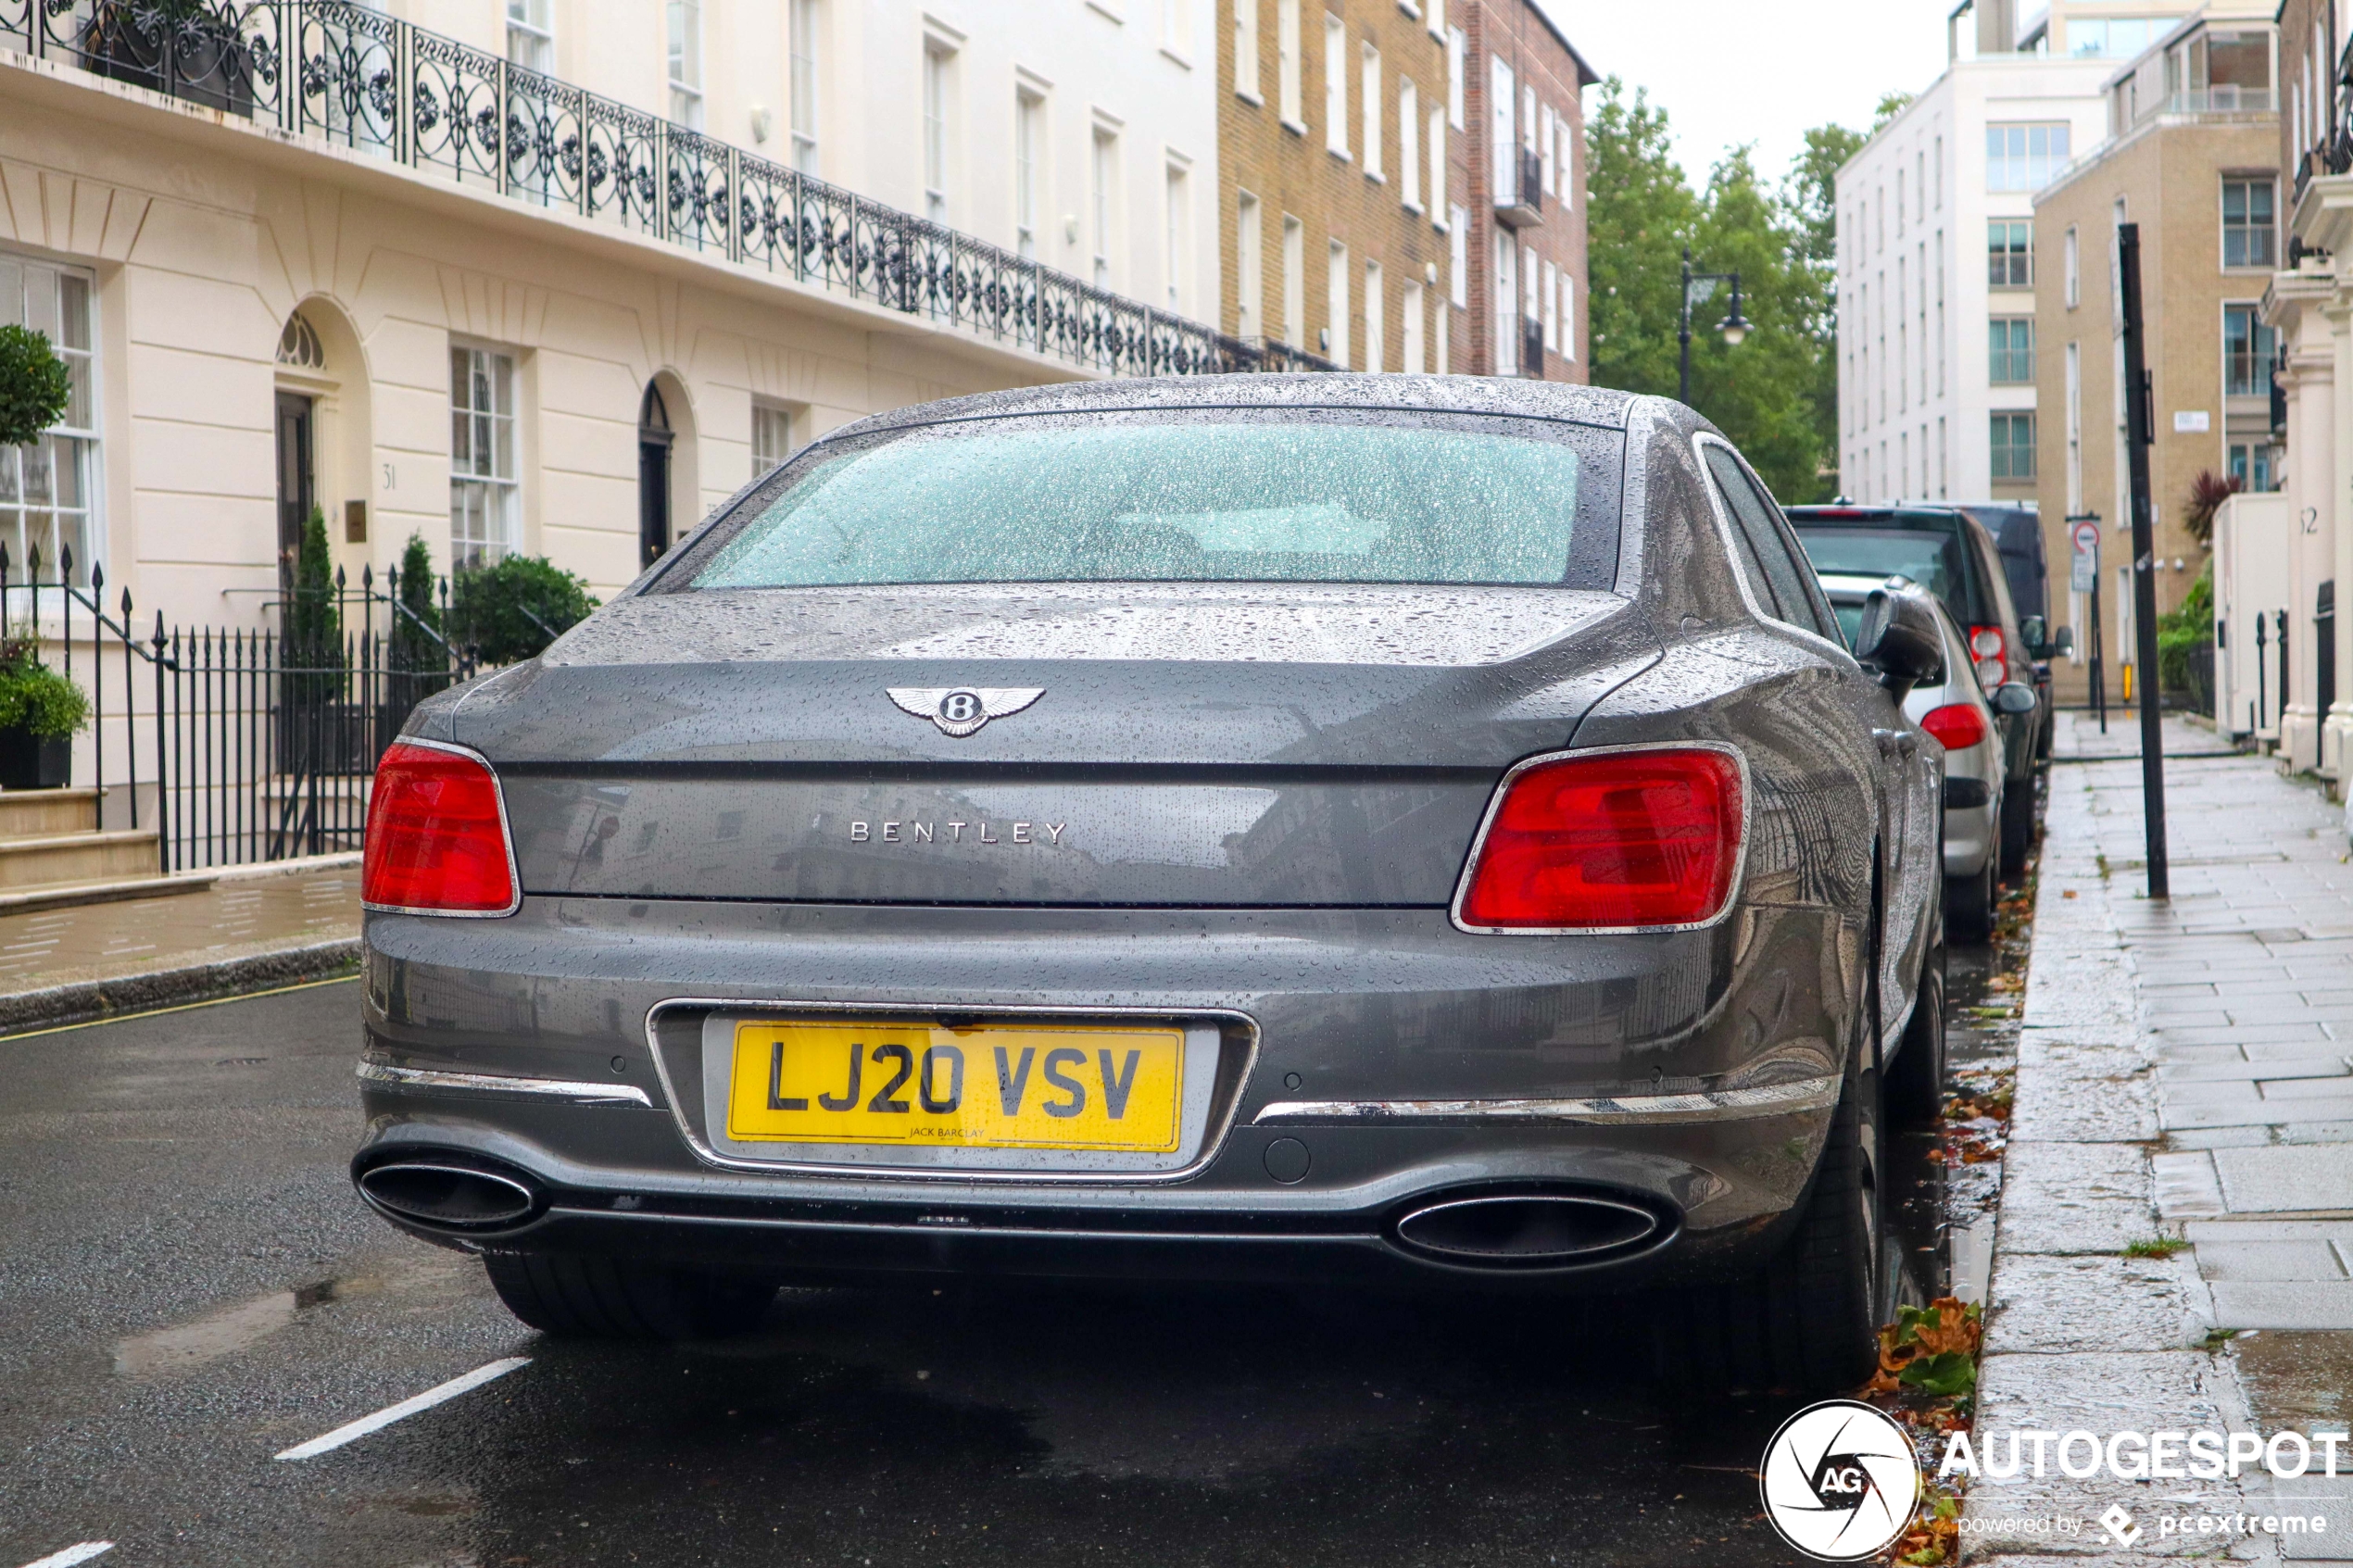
[[811, 372, 1642, 444], [1784, 505, 1974, 530]]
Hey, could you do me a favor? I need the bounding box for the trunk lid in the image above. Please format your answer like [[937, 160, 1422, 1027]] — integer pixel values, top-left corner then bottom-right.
[[458, 583, 1656, 907]]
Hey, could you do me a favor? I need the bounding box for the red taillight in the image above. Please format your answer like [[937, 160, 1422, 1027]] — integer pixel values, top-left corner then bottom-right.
[[1919, 703, 1989, 751], [1969, 624, 2007, 688], [362, 741, 517, 914], [1456, 748, 1745, 931]]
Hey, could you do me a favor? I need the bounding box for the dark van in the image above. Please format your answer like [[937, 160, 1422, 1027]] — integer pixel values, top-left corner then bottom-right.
[[1958, 505, 2055, 760], [1786, 504, 2046, 877]]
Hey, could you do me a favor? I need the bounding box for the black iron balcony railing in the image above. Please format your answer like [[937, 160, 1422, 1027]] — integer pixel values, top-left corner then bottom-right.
[[1495, 144, 1543, 229], [2, 0, 1334, 380]]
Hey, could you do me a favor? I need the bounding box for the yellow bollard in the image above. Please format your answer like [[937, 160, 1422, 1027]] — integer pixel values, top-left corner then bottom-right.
[[2121, 662, 2134, 702]]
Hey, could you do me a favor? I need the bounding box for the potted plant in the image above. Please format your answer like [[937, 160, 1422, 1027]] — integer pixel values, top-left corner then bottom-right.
[[0, 638, 90, 789]]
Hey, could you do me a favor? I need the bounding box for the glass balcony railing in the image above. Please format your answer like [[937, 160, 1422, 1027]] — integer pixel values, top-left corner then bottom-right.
[[2155, 86, 2276, 118], [2, 0, 1335, 380]]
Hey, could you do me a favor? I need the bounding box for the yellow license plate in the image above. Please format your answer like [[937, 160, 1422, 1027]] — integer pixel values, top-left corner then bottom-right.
[[724, 1020, 1184, 1152]]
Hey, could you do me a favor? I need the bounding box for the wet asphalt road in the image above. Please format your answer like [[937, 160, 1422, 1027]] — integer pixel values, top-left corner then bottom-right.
[[0, 947, 2010, 1568]]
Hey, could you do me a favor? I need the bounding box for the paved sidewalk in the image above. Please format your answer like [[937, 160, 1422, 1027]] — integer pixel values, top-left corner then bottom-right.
[[0, 857, 360, 1034], [1968, 712, 2353, 1563]]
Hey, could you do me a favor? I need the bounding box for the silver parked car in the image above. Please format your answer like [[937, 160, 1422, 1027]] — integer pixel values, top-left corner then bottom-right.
[[351, 377, 1946, 1393], [1820, 576, 2032, 943]]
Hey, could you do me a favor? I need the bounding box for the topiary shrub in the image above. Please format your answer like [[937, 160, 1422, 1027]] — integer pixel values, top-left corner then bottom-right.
[[449, 554, 598, 666], [0, 324, 72, 449]]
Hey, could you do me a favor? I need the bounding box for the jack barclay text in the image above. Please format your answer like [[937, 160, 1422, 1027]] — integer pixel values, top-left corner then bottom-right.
[[848, 821, 1068, 846]]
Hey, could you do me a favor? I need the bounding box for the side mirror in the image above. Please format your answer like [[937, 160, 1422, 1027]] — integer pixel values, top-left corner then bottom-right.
[[1854, 583, 1945, 701], [2020, 614, 2047, 655], [1992, 681, 2039, 716], [2050, 625, 2075, 656]]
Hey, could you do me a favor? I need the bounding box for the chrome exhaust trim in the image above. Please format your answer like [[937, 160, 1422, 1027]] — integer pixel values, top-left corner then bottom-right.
[[357, 1160, 542, 1229], [1393, 1193, 1664, 1265]]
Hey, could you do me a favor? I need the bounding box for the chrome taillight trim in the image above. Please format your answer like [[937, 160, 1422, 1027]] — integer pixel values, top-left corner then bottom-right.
[[359, 735, 525, 919]]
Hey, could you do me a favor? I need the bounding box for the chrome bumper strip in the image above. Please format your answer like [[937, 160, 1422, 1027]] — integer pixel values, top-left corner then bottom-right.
[[358, 1060, 652, 1107], [1252, 1074, 1842, 1126]]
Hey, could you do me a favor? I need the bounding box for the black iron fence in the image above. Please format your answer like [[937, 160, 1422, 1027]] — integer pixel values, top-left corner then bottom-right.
[[18, 543, 471, 873], [2, 0, 1336, 381]]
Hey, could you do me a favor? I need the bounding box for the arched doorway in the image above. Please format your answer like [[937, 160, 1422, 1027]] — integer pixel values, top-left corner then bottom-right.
[[638, 382, 673, 569]]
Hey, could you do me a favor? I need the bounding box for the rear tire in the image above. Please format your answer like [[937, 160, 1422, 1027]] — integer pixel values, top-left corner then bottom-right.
[[1653, 1055, 1885, 1395], [483, 1252, 776, 1340], [1885, 945, 1946, 1124], [1998, 775, 2034, 880], [1946, 855, 1996, 944]]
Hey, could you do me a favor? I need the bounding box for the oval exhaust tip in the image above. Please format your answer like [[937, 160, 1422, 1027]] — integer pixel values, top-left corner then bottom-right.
[[359, 1161, 538, 1229], [1394, 1193, 1661, 1266]]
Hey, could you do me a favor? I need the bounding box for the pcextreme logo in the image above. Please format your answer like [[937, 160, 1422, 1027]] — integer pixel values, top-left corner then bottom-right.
[[1759, 1399, 1924, 1562]]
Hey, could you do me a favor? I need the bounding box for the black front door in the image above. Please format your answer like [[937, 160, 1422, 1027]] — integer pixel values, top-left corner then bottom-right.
[[639, 383, 673, 570], [275, 391, 314, 582]]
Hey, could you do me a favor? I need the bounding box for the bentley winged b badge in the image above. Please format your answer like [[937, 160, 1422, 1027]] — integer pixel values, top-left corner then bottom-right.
[[887, 687, 1046, 738]]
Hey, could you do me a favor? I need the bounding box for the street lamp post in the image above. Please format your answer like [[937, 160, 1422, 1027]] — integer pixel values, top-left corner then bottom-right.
[[1679, 245, 1750, 407]]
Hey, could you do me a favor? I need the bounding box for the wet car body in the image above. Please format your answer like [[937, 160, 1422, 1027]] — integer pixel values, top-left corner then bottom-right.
[[1822, 576, 2006, 937], [1786, 504, 2040, 877], [353, 377, 1942, 1371]]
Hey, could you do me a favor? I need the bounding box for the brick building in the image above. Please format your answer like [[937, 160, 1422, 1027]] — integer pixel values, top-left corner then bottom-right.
[[1218, 0, 1452, 370], [1215, 0, 1589, 378], [1453, 0, 1594, 380]]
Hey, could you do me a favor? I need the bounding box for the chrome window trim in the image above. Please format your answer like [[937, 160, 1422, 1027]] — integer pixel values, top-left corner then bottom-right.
[[357, 1059, 651, 1105], [641, 997, 1260, 1185], [1447, 739, 1753, 936], [1254, 1074, 1840, 1125], [359, 735, 525, 919], [1690, 432, 1857, 664]]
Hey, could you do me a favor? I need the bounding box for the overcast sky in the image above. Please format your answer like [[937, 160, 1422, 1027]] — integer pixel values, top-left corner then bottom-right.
[[1541, 0, 1956, 189]]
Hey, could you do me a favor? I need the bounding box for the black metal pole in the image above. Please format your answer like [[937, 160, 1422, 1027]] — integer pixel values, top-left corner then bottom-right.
[[1679, 245, 1692, 406], [2118, 222, 2169, 899], [2091, 570, 2107, 733]]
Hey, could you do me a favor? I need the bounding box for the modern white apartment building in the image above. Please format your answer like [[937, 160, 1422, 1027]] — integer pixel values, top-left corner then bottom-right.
[[1835, 1, 2206, 505], [0, 0, 1224, 629]]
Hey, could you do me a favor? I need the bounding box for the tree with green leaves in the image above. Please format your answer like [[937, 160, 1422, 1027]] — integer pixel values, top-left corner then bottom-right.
[[1585, 79, 1831, 502], [1586, 78, 1903, 505], [0, 324, 71, 449], [1587, 80, 1699, 404]]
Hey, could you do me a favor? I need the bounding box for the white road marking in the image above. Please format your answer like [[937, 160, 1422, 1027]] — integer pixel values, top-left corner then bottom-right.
[[273, 1357, 531, 1461], [18, 1544, 116, 1568]]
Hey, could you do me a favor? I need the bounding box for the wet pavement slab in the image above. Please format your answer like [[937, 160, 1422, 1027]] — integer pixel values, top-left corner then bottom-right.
[[0, 937, 2013, 1567]]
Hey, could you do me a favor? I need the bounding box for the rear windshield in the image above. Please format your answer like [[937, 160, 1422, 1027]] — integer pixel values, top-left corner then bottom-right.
[[1793, 528, 1967, 606], [679, 410, 1621, 590]]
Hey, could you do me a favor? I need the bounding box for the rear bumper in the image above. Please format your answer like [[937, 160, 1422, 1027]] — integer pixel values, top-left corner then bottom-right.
[[355, 894, 1859, 1289]]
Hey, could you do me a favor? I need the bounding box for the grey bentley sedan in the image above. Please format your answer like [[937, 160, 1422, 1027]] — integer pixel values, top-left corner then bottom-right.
[[354, 375, 1947, 1393]]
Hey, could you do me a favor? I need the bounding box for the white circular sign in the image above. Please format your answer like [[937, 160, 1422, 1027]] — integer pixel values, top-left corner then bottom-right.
[[2071, 519, 2101, 555], [1758, 1399, 1922, 1562]]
